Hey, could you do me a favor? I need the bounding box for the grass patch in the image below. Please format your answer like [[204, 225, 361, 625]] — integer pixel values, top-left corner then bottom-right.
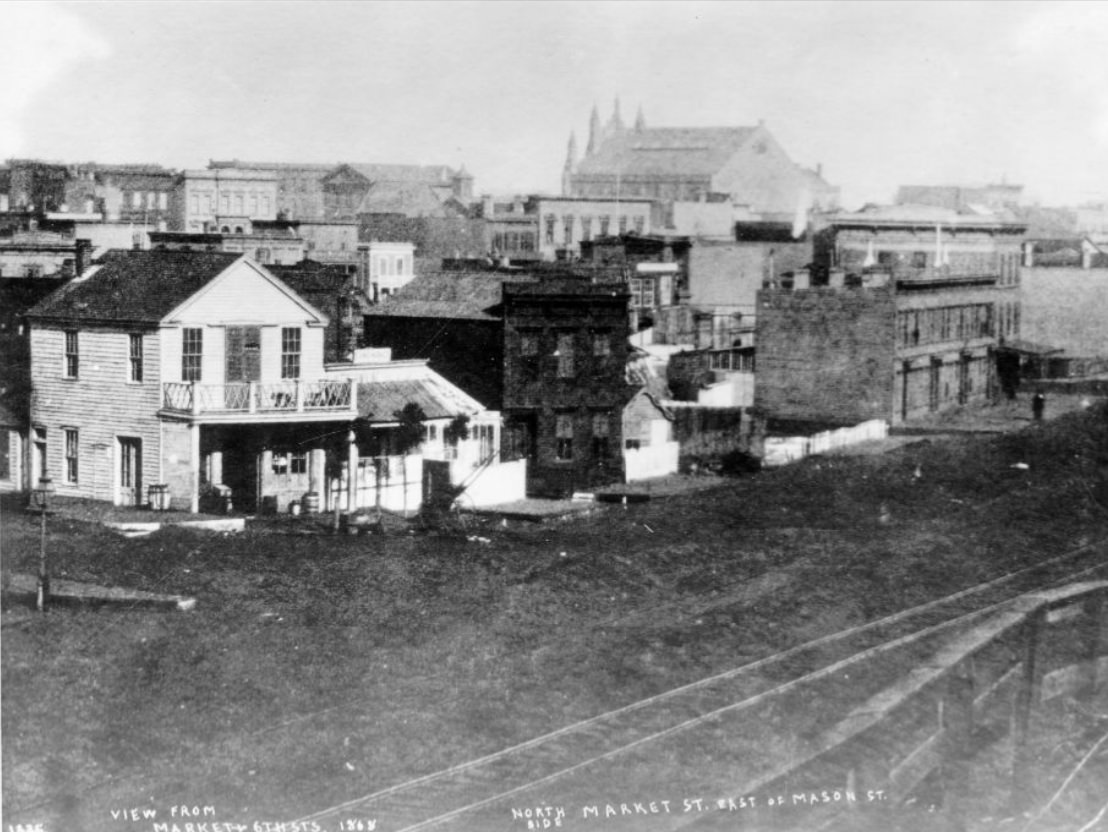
[[3, 405, 1108, 824]]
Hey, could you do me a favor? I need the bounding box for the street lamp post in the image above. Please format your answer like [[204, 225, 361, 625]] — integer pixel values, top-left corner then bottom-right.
[[31, 477, 55, 612]]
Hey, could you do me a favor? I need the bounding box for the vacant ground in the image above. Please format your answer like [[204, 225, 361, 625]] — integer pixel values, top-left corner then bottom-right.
[[3, 404, 1108, 830]]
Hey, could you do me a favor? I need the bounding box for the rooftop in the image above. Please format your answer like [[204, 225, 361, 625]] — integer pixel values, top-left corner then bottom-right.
[[576, 126, 761, 179], [25, 249, 242, 324]]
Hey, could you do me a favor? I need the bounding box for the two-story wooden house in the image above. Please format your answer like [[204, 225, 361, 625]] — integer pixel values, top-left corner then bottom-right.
[[25, 249, 522, 513]]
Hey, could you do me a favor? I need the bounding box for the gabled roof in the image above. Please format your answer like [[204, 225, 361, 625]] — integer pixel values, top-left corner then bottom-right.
[[324, 163, 460, 187], [367, 269, 535, 320], [356, 180, 465, 218], [574, 126, 758, 179], [347, 163, 458, 184], [25, 249, 242, 324]]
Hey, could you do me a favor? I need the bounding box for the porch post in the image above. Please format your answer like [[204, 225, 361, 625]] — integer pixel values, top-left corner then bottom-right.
[[309, 448, 326, 497], [347, 430, 359, 513], [189, 423, 201, 513], [260, 448, 273, 510]]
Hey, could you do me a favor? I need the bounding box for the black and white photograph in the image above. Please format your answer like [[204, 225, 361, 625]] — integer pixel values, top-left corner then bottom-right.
[[2, 2, 1108, 830]]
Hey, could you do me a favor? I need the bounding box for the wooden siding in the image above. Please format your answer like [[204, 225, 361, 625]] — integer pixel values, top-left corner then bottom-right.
[[30, 326, 162, 502], [160, 261, 328, 384], [0, 427, 25, 492]]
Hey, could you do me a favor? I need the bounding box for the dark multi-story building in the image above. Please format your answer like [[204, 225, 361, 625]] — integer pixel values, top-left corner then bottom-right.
[[756, 204, 1027, 426], [501, 279, 635, 496], [363, 266, 638, 495]]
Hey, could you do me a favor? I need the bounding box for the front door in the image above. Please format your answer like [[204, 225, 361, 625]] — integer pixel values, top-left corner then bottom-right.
[[225, 326, 261, 408], [929, 358, 942, 412], [118, 437, 142, 506]]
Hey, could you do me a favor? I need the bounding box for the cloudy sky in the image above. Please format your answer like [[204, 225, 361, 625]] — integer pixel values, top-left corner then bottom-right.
[[4, 0, 1106, 208]]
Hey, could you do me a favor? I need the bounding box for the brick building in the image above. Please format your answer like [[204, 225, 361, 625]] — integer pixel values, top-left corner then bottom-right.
[[756, 205, 1026, 426], [501, 280, 635, 496]]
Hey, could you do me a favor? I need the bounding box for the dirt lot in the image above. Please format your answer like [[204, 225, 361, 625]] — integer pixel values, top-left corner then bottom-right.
[[3, 405, 1108, 830]]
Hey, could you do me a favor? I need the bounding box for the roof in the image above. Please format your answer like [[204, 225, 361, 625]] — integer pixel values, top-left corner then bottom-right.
[[356, 180, 462, 217], [368, 269, 533, 320], [997, 339, 1065, 356], [357, 377, 476, 422], [346, 163, 458, 185], [269, 263, 372, 313], [0, 400, 21, 428], [25, 249, 242, 324], [574, 126, 758, 179], [824, 203, 1026, 229]]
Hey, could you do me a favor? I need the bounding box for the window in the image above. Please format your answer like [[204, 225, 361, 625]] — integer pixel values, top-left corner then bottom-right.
[[911, 251, 927, 269], [591, 412, 611, 459], [182, 328, 203, 382], [147, 192, 156, 208], [555, 414, 574, 461], [592, 331, 611, 357], [563, 215, 574, 246], [618, 215, 628, 235], [158, 192, 168, 211], [271, 451, 307, 476], [599, 215, 611, 236], [633, 216, 645, 235], [131, 191, 141, 209], [190, 194, 200, 215], [281, 327, 301, 379], [545, 214, 556, 245], [580, 216, 593, 242], [520, 331, 540, 381], [477, 423, 496, 464], [255, 248, 272, 264], [64, 428, 78, 484], [64, 330, 79, 378], [0, 428, 10, 481], [556, 333, 575, 378], [129, 334, 143, 382]]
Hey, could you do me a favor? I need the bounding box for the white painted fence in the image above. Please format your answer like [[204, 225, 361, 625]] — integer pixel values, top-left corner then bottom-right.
[[452, 458, 528, 508], [624, 441, 680, 482], [762, 419, 889, 468]]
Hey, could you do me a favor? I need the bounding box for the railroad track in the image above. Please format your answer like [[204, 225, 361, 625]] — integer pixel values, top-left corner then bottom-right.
[[293, 539, 1108, 831]]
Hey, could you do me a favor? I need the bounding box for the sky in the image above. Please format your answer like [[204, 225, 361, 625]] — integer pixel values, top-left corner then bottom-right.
[[3, 0, 1107, 209]]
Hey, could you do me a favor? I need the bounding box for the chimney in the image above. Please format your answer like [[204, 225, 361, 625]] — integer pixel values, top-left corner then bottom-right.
[[75, 238, 93, 276]]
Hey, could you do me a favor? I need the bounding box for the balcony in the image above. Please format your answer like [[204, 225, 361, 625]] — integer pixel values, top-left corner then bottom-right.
[[162, 379, 356, 423]]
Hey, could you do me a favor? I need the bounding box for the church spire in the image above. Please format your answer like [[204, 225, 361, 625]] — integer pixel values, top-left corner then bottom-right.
[[562, 131, 578, 196], [587, 103, 601, 155], [608, 96, 624, 134], [634, 104, 646, 132]]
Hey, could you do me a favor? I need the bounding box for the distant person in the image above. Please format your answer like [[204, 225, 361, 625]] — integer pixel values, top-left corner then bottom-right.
[[1032, 393, 1045, 421]]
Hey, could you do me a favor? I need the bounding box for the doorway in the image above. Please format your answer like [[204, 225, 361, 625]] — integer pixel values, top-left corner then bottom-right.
[[118, 436, 142, 506]]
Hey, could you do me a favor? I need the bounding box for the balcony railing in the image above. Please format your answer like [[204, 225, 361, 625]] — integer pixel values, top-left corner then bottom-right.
[[163, 379, 355, 417]]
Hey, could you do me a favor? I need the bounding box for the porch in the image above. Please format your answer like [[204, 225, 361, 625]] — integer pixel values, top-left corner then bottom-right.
[[161, 379, 357, 422]]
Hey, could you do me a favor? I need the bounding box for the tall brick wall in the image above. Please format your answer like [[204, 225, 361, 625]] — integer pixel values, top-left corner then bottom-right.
[[689, 241, 811, 309], [754, 287, 897, 424], [1020, 267, 1108, 357]]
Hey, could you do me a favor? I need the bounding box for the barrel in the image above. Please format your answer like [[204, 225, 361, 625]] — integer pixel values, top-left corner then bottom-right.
[[302, 492, 321, 514]]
